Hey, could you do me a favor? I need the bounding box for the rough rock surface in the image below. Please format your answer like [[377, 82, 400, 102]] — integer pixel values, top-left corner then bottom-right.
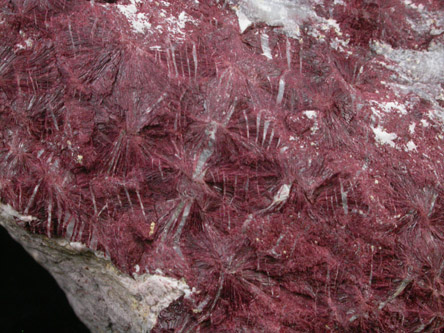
[[1, 0, 444, 331], [0, 204, 190, 332]]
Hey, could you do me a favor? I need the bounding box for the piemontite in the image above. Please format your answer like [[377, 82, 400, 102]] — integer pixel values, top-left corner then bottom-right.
[[1, 0, 444, 331]]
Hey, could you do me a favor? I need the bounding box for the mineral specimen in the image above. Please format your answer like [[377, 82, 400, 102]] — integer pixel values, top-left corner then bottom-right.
[[1, 0, 444, 331]]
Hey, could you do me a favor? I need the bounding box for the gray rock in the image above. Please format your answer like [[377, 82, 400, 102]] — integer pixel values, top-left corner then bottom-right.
[[0, 203, 190, 332]]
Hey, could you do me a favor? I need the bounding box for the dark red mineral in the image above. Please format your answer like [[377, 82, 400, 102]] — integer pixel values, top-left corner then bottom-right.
[[1, 0, 444, 331]]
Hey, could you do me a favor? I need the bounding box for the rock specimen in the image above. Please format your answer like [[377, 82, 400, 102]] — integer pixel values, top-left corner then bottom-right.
[[1, 0, 444, 331]]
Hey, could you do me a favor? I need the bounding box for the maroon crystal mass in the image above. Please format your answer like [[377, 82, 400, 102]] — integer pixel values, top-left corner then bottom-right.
[[1, 0, 444, 331]]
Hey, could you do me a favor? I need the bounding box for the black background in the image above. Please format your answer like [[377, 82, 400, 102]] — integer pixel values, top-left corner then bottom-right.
[[0, 227, 89, 333]]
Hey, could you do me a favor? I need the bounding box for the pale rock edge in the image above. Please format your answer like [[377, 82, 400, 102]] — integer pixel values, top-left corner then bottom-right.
[[0, 203, 190, 333]]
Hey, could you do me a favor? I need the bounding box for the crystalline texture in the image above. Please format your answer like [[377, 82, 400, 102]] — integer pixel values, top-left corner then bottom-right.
[[1, 0, 444, 331]]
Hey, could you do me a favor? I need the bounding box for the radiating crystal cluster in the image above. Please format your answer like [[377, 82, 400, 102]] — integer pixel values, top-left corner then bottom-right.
[[1, 0, 444, 331]]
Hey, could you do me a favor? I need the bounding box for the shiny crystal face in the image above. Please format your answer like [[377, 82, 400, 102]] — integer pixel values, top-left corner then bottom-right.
[[1, 0, 444, 331]]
